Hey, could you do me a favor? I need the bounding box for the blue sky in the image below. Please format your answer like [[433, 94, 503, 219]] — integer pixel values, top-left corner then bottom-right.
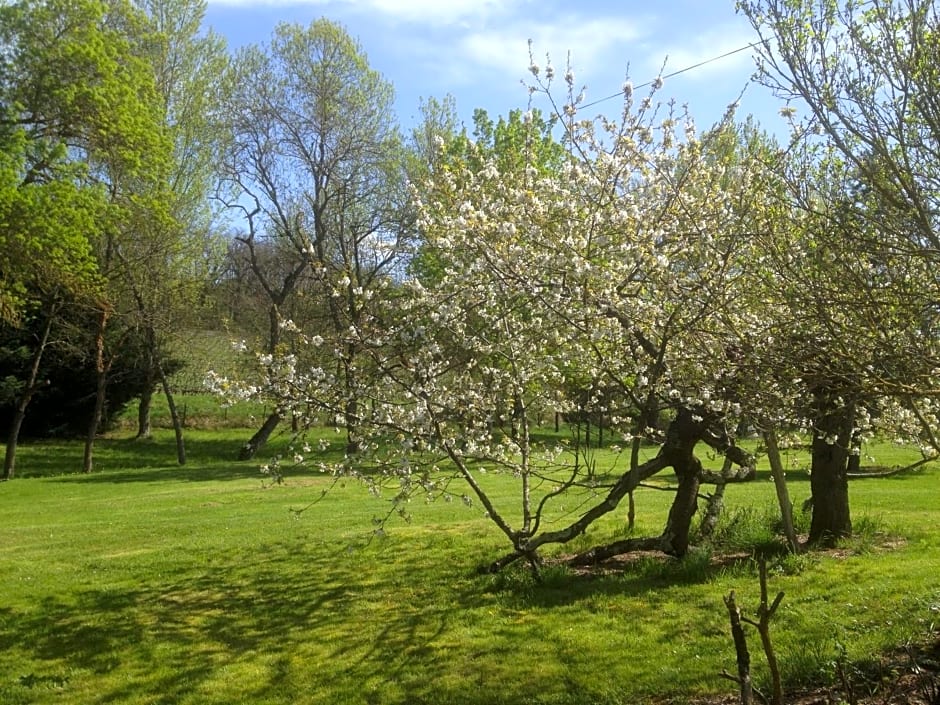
[[204, 0, 791, 134]]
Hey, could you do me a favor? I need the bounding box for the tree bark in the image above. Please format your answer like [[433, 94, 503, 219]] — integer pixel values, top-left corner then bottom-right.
[[654, 407, 710, 556], [661, 454, 702, 556], [763, 428, 800, 552], [723, 590, 754, 705], [752, 560, 785, 705], [3, 304, 56, 480], [698, 456, 733, 541], [239, 411, 281, 460], [344, 395, 360, 455], [137, 387, 153, 439], [808, 401, 853, 545], [568, 535, 671, 566], [136, 348, 154, 439], [628, 435, 644, 529], [156, 357, 185, 465], [83, 307, 110, 474]]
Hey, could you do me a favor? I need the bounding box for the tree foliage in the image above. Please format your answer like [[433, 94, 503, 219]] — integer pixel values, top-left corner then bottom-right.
[[0, 0, 175, 476]]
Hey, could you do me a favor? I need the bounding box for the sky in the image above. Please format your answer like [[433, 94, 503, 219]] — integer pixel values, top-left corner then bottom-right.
[[203, 0, 792, 135]]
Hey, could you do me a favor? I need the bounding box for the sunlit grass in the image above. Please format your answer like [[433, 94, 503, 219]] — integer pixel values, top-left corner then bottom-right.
[[0, 429, 938, 704], [111, 392, 273, 431]]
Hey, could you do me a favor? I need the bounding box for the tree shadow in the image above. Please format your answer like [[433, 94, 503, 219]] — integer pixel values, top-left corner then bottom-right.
[[13, 431, 359, 484], [477, 549, 758, 611], [0, 536, 542, 705]]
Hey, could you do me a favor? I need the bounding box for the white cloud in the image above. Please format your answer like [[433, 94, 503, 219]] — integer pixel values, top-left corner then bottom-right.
[[529, 17, 647, 74], [453, 17, 647, 84], [208, 0, 509, 25], [203, 0, 775, 128], [646, 24, 758, 82], [359, 0, 504, 24]]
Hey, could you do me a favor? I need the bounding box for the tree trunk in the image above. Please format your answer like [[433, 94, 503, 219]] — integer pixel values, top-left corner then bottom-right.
[[492, 407, 753, 571], [847, 428, 862, 475], [345, 396, 360, 455], [157, 358, 185, 465], [723, 591, 754, 705], [808, 402, 853, 545], [83, 307, 110, 474], [239, 411, 281, 460], [3, 306, 56, 480], [763, 429, 800, 552], [698, 456, 733, 541], [808, 437, 852, 545], [628, 435, 643, 529], [3, 404, 28, 481], [656, 407, 706, 556], [137, 388, 153, 439], [569, 408, 723, 564], [136, 361, 154, 440], [661, 454, 701, 556]]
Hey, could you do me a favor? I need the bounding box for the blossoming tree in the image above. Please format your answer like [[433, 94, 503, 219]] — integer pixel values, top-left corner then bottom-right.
[[213, 62, 805, 569], [214, 35, 940, 564]]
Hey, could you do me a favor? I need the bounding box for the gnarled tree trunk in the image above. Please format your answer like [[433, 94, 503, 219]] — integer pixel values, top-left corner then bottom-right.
[[567, 407, 754, 566], [656, 407, 706, 556]]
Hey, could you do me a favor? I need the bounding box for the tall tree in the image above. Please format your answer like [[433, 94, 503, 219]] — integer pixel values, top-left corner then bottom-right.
[[55, 0, 173, 473], [125, 0, 228, 462], [0, 0, 167, 477], [220, 18, 412, 458]]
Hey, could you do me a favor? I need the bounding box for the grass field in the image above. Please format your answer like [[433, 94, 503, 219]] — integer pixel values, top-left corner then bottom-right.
[[1, 425, 939, 704]]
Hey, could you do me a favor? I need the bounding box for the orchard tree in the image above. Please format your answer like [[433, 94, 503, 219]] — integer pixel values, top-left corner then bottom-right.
[[738, 0, 940, 543], [220, 19, 412, 459], [739, 0, 940, 394], [216, 64, 784, 569]]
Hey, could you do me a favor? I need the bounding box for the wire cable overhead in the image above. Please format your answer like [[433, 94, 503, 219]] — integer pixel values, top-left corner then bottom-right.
[[579, 41, 760, 110]]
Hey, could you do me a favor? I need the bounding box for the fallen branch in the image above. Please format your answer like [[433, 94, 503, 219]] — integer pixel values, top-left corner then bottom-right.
[[566, 535, 671, 566]]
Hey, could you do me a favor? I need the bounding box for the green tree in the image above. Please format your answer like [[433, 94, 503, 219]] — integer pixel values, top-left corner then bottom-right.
[[123, 0, 228, 463], [0, 0, 169, 477]]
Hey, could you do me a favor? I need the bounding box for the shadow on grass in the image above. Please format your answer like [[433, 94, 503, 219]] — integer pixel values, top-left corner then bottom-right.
[[14, 438, 323, 485], [13, 430, 358, 485], [0, 541, 508, 705], [0, 530, 740, 705], [479, 548, 771, 612]]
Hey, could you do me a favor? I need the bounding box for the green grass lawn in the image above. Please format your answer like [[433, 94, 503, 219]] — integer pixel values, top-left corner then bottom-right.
[[112, 393, 273, 431], [1, 429, 938, 704]]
